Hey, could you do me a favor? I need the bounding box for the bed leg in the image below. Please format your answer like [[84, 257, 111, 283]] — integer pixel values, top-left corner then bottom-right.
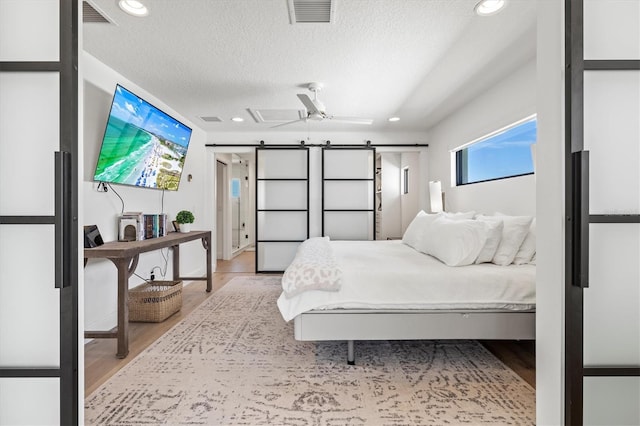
[[347, 340, 355, 365]]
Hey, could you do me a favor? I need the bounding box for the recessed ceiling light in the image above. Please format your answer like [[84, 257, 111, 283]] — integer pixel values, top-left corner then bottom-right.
[[474, 0, 507, 16], [388, 117, 400, 122], [231, 117, 244, 122], [118, 0, 149, 17]]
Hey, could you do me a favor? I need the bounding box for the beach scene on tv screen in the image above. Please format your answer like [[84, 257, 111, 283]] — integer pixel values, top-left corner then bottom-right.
[[94, 86, 192, 191]]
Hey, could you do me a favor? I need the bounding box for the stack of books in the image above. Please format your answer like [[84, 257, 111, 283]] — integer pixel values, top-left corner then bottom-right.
[[120, 212, 168, 240], [143, 213, 168, 239]]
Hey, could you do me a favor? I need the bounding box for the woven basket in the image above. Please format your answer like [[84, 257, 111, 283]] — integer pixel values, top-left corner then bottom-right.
[[128, 280, 182, 322]]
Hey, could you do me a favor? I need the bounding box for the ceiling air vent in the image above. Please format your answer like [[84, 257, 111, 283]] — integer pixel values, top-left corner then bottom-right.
[[200, 116, 223, 123], [83, 1, 113, 24], [248, 109, 305, 123], [288, 0, 334, 24]]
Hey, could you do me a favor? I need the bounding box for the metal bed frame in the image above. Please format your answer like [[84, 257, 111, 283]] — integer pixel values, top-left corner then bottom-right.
[[294, 308, 535, 364]]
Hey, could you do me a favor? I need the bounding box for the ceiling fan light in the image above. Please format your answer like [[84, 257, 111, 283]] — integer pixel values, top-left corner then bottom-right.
[[118, 0, 149, 17], [474, 0, 506, 16]]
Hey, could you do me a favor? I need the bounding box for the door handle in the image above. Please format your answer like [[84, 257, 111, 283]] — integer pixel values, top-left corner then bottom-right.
[[572, 150, 589, 288], [55, 151, 72, 288]]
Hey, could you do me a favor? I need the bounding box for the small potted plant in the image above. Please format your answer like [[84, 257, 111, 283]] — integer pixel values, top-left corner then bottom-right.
[[175, 210, 195, 233]]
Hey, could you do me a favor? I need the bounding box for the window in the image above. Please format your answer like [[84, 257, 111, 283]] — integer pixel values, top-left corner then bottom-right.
[[231, 178, 241, 198], [455, 116, 537, 185]]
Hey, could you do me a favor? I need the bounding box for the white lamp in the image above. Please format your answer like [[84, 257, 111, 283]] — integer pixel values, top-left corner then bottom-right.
[[429, 180, 443, 213]]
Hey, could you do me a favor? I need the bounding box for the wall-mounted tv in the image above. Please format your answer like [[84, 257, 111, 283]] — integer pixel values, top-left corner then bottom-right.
[[93, 85, 192, 191]]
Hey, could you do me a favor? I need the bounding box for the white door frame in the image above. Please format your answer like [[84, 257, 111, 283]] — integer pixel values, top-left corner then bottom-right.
[[214, 155, 232, 260]]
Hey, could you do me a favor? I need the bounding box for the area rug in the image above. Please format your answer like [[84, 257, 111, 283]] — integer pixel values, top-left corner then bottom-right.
[[85, 276, 535, 425]]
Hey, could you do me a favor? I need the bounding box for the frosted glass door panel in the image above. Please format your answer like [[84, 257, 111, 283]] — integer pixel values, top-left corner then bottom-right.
[[256, 242, 300, 271], [0, 0, 59, 61], [324, 181, 373, 210], [584, 377, 640, 426], [257, 150, 307, 179], [0, 378, 59, 425], [257, 211, 307, 240], [324, 150, 373, 179], [584, 71, 640, 214], [584, 0, 640, 60], [257, 181, 307, 210], [325, 212, 374, 240], [584, 224, 640, 366], [0, 226, 59, 367], [0, 73, 59, 216]]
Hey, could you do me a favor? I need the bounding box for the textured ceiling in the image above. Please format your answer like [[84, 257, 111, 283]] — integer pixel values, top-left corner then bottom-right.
[[83, 0, 536, 133]]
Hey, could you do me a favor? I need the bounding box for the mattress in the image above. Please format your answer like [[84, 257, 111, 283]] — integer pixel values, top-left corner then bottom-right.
[[277, 240, 536, 322]]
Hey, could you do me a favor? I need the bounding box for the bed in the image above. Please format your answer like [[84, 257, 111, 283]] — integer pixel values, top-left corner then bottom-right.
[[277, 239, 536, 364]]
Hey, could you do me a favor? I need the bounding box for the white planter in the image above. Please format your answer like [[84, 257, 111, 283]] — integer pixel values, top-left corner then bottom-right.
[[179, 223, 192, 233]]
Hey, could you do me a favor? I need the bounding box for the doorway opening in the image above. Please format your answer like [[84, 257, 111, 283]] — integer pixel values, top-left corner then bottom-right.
[[214, 151, 256, 266], [216, 160, 227, 260], [231, 154, 253, 255]]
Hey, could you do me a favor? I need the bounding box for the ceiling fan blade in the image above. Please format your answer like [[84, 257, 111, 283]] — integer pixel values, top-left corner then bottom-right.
[[270, 118, 307, 128], [297, 94, 320, 115], [327, 116, 373, 125]]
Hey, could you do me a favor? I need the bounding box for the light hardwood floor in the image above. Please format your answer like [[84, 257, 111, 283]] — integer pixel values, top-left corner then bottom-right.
[[84, 251, 255, 396], [84, 250, 535, 396]]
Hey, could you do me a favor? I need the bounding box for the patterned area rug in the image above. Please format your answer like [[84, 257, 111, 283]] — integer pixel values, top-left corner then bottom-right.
[[85, 276, 535, 425]]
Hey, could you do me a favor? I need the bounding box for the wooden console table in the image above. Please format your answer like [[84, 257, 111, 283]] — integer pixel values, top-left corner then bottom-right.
[[84, 230, 212, 358]]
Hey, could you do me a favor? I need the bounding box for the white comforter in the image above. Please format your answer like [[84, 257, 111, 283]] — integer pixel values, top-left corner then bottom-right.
[[277, 240, 536, 322]]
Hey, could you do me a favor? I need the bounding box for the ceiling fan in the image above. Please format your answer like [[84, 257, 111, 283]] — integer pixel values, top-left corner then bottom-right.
[[272, 82, 373, 128]]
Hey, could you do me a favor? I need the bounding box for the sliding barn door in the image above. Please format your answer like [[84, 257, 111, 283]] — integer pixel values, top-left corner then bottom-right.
[[565, 1, 640, 424], [0, 1, 79, 424], [255, 147, 309, 272], [322, 147, 375, 240]]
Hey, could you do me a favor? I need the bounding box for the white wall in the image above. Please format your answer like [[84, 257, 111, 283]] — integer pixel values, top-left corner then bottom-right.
[[82, 52, 210, 333], [426, 59, 537, 216], [400, 152, 420, 232], [380, 153, 401, 239], [208, 131, 427, 146], [536, 1, 565, 423]]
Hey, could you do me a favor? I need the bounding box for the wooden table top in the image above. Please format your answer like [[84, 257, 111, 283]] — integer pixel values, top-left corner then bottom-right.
[[84, 230, 211, 259]]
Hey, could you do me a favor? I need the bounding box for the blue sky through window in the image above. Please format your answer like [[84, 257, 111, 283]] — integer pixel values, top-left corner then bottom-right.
[[231, 178, 241, 198], [458, 118, 536, 184]]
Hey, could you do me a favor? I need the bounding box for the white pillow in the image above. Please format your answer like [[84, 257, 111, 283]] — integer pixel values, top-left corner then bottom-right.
[[415, 217, 488, 266], [513, 218, 536, 265], [489, 215, 533, 266], [443, 211, 476, 220], [474, 217, 504, 264], [402, 210, 441, 249]]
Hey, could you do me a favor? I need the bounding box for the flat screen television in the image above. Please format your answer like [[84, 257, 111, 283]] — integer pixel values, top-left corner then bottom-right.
[[93, 84, 192, 191]]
